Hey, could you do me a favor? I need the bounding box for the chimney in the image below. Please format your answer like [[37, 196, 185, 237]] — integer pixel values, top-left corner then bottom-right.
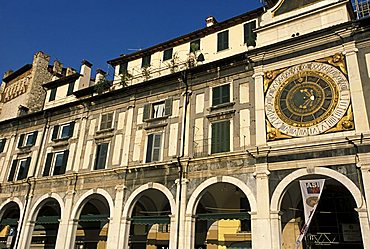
[[53, 60, 63, 74], [206, 16, 217, 27], [66, 67, 76, 76], [95, 69, 106, 85], [76, 60, 92, 89]]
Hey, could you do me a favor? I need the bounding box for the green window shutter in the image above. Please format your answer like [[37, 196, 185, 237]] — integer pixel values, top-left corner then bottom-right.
[[143, 104, 151, 121], [67, 81, 75, 96], [119, 62, 128, 75], [244, 21, 256, 47], [95, 143, 108, 170], [49, 88, 57, 101], [221, 121, 230, 152], [190, 39, 200, 52], [68, 121, 75, 137], [52, 125, 60, 140], [213, 86, 221, 106], [146, 134, 154, 163], [43, 153, 53, 176], [31, 131, 38, 145], [59, 150, 69, 174], [217, 30, 229, 51], [0, 138, 6, 153], [165, 98, 173, 116], [212, 121, 230, 153], [221, 84, 230, 104], [163, 48, 173, 61], [152, 134, 161, 162], [18, 134, 25, 148], [8, 160, 18, 181], [142, 55, 151, 68]]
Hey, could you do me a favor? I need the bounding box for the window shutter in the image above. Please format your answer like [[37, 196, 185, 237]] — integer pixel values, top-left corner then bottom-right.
[[95, 143, 108, 170], [0, 138, 6, 153], [211, 123, 218, 153], [143, 104, 151, 121], [67, 81, 75, 96], [213, 86, 221, 106], [244, 21, 256, 47], [31, 131, 38, 145], [152, 134, 161, 162], [222, 84, 230, 104], [18, 157, 31, 180], [43, 153, 53, 176], [221, 121, 230, 152], [8, 160, 18, 181], [52, 125, 60, 140], [165, 98, 173, 116], [18, 134, 25, 148], [217, 32, 223, 52], [60, 150, 69, 174], [146, 134, 154, 163], [68, 121, 75, 137], [49, 88, 57, 101]]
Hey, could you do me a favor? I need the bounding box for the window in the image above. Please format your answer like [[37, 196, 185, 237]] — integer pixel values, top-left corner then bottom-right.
[[212, 84, 230, 106], [43, 150, 69, 176], [211, 120, 230, 154], [18, 131, 38, 148], [100, 113, 114, 130], [67, 81, 75, 96], [217, 30, 229, 51], [52, 122, 75, 140], [119, 62, 128, 75], [142, 55, 151, 68], [163, 48, 173, 61], [244, 21, 256, 47], [146, 134, 162, 163], [0, 138, 6, 153], [190, 39, 201, 52], [143, 98, 173, 121], [95, 143, 108, 170], [49, 88, 57, 101], [8, 157, 31, 181]]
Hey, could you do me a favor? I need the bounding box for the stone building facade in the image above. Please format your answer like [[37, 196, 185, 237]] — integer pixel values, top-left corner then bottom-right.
[[0, 0, 370, 249]]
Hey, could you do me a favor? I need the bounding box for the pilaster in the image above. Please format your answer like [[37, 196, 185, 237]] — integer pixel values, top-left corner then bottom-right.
[[253, 68, 267, 146]]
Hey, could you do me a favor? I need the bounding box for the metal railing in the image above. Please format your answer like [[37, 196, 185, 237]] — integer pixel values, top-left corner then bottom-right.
[[353, 0, 370, 19]]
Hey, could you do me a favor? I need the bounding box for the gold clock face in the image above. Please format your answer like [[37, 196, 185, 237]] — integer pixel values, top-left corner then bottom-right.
[[265, 62, 350, 137]]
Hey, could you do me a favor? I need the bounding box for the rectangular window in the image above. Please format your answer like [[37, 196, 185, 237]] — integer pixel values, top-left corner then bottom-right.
[[100, 113, 114, 130], [119, 62, 128, 75], [212, 84, 230, 106], [142, 55, 151, 68], [146, 134, 162, 163], [43, 150, 69, 176], [211, 120, 230, 154], [49, 88, 57, 101], [244, 21, 256, 47], [95, 143, 109, 170], [143, 98, 173, 121], [52, 122, 75, 141], [217, 30, 229, 51], [190, 39, 201, 52], [0, 138, 6, 153], [18, 131, 38, 148], [8, 157, 31, 181], [163, 48, 173, 61], [67, 81, 75, 96]]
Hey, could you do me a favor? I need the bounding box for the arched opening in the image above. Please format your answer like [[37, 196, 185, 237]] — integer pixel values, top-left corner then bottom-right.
[[280, 176, 363, 249], [194, 182, 252, 249], [74, 194, 110, 249], [30, 198, 61, 248], [0, 202, 20, 248], [128, 189, 172, 249]]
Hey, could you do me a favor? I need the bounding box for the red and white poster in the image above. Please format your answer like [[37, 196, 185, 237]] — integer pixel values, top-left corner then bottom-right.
[[295, 179, 325, 249]]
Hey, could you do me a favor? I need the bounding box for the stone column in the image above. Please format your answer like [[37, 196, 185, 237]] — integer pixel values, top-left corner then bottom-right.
[[56, 187, 76, 249], [270, 211, 282, 249], [106, 184, 126, 249], [357, 208, 370, 249], [64, 219, 79, 249], [359, 156, 370, 230], [174, 178, 188, 249], [343, 43, 370, 133], [118, 218, 131, 249], [253, 163, 272, 248], [253, 68, 266, 146], [18, 220, 35, 249], [183, 215, 196, 249]]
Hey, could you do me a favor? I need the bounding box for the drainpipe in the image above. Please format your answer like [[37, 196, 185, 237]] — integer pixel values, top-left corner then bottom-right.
[[176, 71, 190, 249], [13, 111, 49, 248]]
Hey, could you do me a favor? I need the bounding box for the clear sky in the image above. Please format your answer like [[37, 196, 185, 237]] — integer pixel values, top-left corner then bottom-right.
[[0, 0, 263, 80]]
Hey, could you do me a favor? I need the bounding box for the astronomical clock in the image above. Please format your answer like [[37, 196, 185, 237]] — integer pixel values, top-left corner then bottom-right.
[[264, 54, 354, 141]]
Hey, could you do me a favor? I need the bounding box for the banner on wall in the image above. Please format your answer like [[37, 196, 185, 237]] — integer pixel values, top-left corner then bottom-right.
[[295, 179, 325, 249]]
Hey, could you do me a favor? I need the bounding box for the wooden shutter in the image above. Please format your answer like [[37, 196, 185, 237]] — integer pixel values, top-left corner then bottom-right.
[[146, 134, 154, 163], [143, 104, 151, 121], [244, 21, 256, 46], [152, 134, 161, 162], [8, 160, 18, 181], [217, 30, 229, 51], [18, 134, 25, 148], [0, 138, 6, 153], [43, 153, 53, 176], [221, 84, 230, 104], [49, 88, 57, 101], [211, 121, 230, 153], [213, 86, 221, 106], [95, 143, 108, 170], [52, 125, 60, 140], [67, 81, 75, 96], [165, 98, 173, 116], [68, 121, 75, 137], [221, 121, 230, 152], [31, 131, 38, 145], [59, 150, 69, 174]]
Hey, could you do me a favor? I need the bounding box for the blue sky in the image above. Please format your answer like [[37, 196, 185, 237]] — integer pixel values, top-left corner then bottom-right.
[[0, 0, 262, 80]]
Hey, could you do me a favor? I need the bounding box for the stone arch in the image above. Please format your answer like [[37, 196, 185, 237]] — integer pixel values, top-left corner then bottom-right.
[[270, 167, 365, 212], [0, 198, 24, 218], [28, 193, 65, 222], [186, 176, 257, 215], [71, 188, 114, 220], [122, 182, 176, 218]]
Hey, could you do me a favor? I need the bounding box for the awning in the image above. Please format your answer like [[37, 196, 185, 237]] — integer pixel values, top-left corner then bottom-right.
[[36, 216, 60, 224], [79, 214, 109, 222], [130, 215, 170, 225], [196, 212, 250, 221], [0, 218, 18, 226]]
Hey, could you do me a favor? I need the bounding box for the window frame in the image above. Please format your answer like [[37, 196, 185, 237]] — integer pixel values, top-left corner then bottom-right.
[[100, 113, 114, 131], [211, 120, 231, 154], [143, 98, 173, 122], [190, 39, 201, 53], [0, 138, 6, 153], [243, 20, 257, 47], [18, 131, 38, 148], [212, 83, 231, 107], [217, 30, 229, 52], [51, 122, 75, 141], [94, 143, 109, 170], [49, 87, 57, 101], [8, 157, 31, 182], [142, 55, 151, 68], [163, 48, 173, 61], [67, 81, 75, 96], [145, 133, 162, 163], [119, 62, 128, 75], [43, 150, 69, 177]]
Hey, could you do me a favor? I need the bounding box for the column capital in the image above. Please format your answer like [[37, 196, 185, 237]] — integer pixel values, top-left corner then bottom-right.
[[115, 184, 126, 192]]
